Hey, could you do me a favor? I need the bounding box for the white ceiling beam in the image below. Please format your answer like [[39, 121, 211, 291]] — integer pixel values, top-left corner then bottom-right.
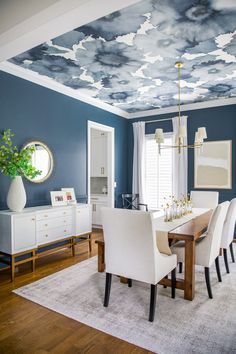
[[0, 0, 141, 62]]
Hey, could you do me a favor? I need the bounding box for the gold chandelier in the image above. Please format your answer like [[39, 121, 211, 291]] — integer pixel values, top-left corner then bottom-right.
[[155, 61, 207, 154]]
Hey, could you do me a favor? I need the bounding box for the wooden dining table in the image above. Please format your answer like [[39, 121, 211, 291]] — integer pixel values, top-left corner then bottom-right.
[[95, 209, 212, 301]]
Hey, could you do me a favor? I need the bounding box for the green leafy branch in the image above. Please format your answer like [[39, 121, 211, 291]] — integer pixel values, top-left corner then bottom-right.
[[0, 129, 42, 178]]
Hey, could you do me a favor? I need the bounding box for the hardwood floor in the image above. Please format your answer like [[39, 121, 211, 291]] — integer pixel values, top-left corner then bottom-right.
[[0, 230, 151, 354]]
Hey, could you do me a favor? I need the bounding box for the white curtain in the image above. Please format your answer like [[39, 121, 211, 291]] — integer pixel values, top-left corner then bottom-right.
[[172, 116, 188, 199], [132, 121, 146, 204]]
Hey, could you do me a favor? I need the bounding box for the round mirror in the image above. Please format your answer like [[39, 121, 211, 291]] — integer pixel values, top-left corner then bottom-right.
[[23, 141, 54, 183]]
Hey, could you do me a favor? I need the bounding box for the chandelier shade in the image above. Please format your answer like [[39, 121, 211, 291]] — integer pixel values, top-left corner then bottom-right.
[[155, 62, 207, 154]]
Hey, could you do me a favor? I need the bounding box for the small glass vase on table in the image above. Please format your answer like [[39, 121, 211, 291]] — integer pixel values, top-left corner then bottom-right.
[[162, 194, 193, 221], [187, 194, 193, 214], [163, 198, 174, 222]]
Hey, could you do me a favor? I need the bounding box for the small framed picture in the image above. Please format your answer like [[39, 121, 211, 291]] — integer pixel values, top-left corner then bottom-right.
[[50, 191, 67, 206], [61, 188, 76, 205]]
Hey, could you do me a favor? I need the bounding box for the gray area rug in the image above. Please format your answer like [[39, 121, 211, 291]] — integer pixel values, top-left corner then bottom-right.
[[14, 249, 236, 354]]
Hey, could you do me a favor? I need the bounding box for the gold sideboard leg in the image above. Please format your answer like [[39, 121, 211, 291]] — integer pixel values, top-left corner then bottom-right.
[[11, 255, 15, 282], [71, 237, 75, 257], [31, 250, 36, 272], [89, 233, 92, 253]]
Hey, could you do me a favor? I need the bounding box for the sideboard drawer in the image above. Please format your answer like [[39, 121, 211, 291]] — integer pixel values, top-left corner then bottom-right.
[[36, 216, 73, 231], [36, 208, 73, 221], [36, 225, 73, 245]]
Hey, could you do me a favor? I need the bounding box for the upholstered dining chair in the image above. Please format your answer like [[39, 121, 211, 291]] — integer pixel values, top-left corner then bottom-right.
[[178, 190, 219, 274], [190, 191, 219, 209], [101, 207, 177, 322], [220, 198, 236, 273], [171, 201, 229, 299]]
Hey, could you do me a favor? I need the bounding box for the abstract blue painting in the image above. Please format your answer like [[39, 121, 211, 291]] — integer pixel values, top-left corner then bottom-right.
[[9, 0, 236, 113]]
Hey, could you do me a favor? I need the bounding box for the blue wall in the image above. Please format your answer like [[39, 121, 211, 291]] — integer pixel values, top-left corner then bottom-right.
[[127, 104, 236, 203], [0, 71, 128, 209], [0, 70, 235, 210]]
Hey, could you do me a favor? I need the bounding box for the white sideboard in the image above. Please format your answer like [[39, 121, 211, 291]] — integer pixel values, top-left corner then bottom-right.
[[0, 203, 92, 280]]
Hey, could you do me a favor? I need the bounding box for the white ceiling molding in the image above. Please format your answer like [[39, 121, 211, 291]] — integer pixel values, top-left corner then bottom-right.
[[0, 61, 129, 118], [1, 61, 236, 120], [0, 0, 141, 62], [127, 97, 236, 119]]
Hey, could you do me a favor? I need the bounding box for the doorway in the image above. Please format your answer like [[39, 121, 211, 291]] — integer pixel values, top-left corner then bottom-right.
[[87, 121, 115, 227]]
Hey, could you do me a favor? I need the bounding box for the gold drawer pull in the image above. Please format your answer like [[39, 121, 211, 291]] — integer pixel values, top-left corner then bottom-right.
[[44, 215, 48, 217], [64, 229, 67, 232], [31, 218, 35, 221]]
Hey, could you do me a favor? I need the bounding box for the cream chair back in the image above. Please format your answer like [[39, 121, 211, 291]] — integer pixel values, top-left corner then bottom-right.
[[190, 191, 219, 209], [101, 208, 162, 284], [221, 198, 236, 249], [196, 201, 229, 267]]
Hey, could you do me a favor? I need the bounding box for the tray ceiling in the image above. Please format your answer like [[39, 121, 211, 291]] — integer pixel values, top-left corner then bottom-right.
[[6, 0, 236, 116]]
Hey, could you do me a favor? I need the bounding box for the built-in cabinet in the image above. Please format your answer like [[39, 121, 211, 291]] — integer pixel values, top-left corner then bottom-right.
[[91, 131, 107, 177], [0, 204, 92, 281], [91, 195, 108, 227]]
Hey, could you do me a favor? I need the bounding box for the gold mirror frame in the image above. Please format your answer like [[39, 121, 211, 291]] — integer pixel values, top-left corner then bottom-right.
[[23, 141, 54, 183]]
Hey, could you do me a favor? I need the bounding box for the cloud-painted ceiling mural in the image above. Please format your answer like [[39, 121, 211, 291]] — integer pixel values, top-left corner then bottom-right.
[[8, 0, 236, 114]]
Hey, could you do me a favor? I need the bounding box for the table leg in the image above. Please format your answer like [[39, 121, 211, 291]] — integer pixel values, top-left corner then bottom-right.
[[97, 242, 105, 272], [184, 240, 195, 301], [120, 277, 128, 284]]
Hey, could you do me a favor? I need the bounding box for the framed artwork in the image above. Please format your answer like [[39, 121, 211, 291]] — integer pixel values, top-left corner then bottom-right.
[[194, 140, 232, 189], [50, 191, 67, 206], [61, 188, 76, 205]]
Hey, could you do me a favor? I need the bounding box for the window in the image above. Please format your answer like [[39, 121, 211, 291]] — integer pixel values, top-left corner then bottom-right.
[[145, 133, 173, 209]]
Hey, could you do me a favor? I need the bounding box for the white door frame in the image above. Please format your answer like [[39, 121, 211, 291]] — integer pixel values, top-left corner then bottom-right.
[[87, 120, 115, 208]]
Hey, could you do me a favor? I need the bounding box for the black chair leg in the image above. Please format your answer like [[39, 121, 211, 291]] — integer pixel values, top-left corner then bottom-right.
[[171, 268, 176, 299], [179, 262, 183, 273], [103, 273, 112, 307], [229, 242, 235, 263], [128, 279, 132, 287], [204, 267, 213, 299], [223, 248, 230, 273], [215, 256, 222, 282], [149, 284, 157, 322]]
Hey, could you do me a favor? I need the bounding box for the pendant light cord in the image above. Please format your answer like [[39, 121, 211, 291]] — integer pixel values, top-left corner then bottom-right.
[[178, 64, 181, 127]]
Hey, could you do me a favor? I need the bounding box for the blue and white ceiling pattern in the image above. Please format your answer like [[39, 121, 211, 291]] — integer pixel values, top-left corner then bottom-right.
[[9, 0, 236, 114]]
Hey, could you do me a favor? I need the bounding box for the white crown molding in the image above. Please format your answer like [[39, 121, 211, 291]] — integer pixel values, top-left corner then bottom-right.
[[127, 97, 236, 119], [0, 61, 129, 118], [1, 61, 236, 120], [0, 0, 141, 62]]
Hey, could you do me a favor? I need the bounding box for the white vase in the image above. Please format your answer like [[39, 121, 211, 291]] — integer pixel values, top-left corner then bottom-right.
[[7, 176, 26, 212]]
